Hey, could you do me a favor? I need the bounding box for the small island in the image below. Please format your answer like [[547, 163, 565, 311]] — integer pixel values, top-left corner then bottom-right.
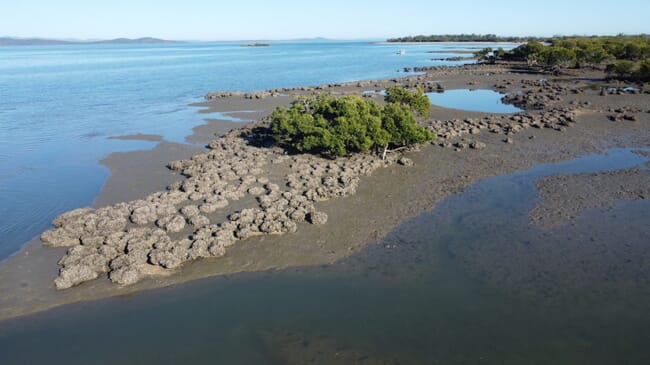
[[242, 42, 272, 47]]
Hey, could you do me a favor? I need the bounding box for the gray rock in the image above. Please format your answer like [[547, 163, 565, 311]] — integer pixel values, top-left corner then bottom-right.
[[156, 203, 177, 217], [208, 241, 226, 257], [79, 235, 104, 246], [283, 220, 298, 233], [54, 264, 99, 290], [170, 238, 192, 261], [398, 157, 414, 167], [189, 215, 211, 228], [149, 250, 183, 269], [214, 226, 237, 247], [156, 214, 186, 233], [289, 208, 308, 222], [307, 211, 328, 225], [265, 183, 280, 192], [188, 239, 210, 260], [130, 204, 158, 225], [199, 199, 229, 213], [248, 186, 266, 196], [109, 266, 141, 286], [260, 220, 284, 234], [470, 141, 486, 150], [52, 208, 95, 228], [180, 205, 201, 218], [235, 224, 260, 240], [95, 215, 127, 234], [40, 228, 80, 247]]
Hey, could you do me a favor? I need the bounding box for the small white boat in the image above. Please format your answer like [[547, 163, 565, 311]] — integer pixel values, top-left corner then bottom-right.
[[396, 49, 406, 55]]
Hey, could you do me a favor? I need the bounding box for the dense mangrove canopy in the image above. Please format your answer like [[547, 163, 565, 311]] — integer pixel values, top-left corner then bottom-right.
[[270, 87, 434, 158]]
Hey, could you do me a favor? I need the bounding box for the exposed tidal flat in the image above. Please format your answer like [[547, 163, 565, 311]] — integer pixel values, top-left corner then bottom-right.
[[2, 121, 650, 363], [1, 42, 650, 363]]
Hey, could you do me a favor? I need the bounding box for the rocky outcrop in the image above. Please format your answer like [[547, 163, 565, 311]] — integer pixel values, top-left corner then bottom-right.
[[307, 211, 328, 225], [500, 79, 572, 110], [606, 106, 642, 123], [41, 121, 409, 289], [42, 64, 592, 290], [204, 91, 244, 100], [429, 107, 578, 149]]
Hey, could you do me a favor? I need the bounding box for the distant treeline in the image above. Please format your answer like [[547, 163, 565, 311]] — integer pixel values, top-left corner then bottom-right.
[[387, 34, 547, 43], [472, 35, 650, 81]]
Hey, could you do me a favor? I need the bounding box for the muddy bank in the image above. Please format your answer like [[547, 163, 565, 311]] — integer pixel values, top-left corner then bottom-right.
[[97, 142, 202, 207], [108, 133, 163, 142], [1, 62, 649, 320], [531, 167, 650, 228], [258, 329, 404, 365]]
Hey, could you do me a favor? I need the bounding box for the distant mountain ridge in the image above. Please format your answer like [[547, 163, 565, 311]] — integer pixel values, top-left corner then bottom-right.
[[0, 37, 182, 46]]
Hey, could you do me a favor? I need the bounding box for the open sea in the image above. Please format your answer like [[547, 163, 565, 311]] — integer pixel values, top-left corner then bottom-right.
[[0, 40, 504, 259]]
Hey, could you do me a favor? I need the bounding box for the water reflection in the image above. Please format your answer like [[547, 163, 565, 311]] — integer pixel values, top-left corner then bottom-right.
[[427, 89, 522, 113]]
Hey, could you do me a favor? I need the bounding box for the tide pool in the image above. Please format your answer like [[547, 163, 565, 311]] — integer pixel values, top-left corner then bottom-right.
[[427, 89, 522, 113]]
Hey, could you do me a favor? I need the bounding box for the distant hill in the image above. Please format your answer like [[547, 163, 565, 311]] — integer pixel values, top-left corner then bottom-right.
[[0, 37, 73, 46], [0, 37, 182, 46], [91, 37, 180, 45]]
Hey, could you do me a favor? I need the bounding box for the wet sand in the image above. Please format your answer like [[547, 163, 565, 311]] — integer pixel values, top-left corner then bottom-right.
[[108, 133, 163, 142], [1, 63, 649, 320], [531, 167, 650, 228]]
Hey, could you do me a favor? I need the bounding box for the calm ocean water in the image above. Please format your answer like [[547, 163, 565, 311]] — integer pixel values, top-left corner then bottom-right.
[[0, 41, 515, 259]]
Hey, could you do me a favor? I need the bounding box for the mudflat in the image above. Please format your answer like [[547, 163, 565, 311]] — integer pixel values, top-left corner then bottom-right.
[[1, 62, 648, 320]]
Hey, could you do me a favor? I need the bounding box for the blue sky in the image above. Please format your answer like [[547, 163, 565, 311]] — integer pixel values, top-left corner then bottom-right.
[[1, 0, 647, 40]]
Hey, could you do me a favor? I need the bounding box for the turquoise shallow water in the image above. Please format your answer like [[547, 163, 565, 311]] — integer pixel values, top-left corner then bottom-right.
[[0, 41, 516, 259], [0, 149, 648, 364]]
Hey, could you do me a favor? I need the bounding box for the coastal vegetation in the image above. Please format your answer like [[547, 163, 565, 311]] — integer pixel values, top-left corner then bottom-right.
[[387, 34, 546, 43], [472, 35, 650, 81], [270, 87, 434, 159]]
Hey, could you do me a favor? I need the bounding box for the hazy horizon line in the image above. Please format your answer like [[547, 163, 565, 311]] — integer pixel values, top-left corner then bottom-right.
[[3, 32, 647, 43]]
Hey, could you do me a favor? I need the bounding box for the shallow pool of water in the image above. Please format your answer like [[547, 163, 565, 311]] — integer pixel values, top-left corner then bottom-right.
[[427, 89, 522, 113], [1, 148, 649, 364]]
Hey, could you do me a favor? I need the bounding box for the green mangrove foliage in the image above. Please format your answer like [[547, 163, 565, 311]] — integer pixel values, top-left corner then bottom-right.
[[606, 59, 650, 81], [474, 47, 507, 64], [270, 88, 434, 159], [384, 86, 431, 116], [502, 35, 650, 80], [536, 46, 578, 68]]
